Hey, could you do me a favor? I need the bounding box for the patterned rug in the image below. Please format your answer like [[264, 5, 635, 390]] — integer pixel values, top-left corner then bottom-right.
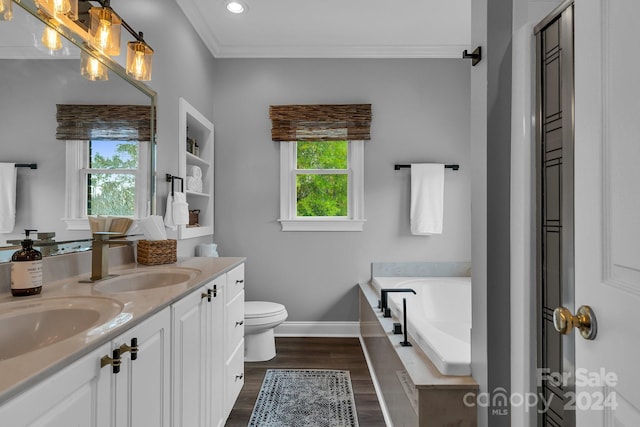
[[248, 369, 359, 427]]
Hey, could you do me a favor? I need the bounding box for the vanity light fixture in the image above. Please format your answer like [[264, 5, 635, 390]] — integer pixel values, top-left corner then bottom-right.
[[226, 0, 246, 14], [89, 3, 121, 56], [41, 26, 63, 50], [34, 0, 78, 19], [4, 0, 154, 81], [81, 50, 108, 81], [0, 0, 12, 21], [126, 33, 153, 81]]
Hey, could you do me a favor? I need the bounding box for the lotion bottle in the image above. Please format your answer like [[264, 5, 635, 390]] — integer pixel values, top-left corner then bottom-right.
[[11, 229, 43, 296]]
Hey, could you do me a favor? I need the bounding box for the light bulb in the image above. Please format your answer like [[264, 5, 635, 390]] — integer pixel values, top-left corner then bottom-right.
[[42, 27, 63, 51], [97, 19, 112, 52], [88, 57, 101, 78], [81, 51, 108, 81], [52, 0, 71, 15], [132, 50, 146, 79]]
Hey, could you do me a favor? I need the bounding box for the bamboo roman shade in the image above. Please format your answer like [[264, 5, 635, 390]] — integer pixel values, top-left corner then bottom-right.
[[56, 104, 155, 141], [269, 104, 371, 141]]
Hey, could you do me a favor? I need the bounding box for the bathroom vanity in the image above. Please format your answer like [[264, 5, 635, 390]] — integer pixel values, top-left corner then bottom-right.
[[0, 251, 245, 427]]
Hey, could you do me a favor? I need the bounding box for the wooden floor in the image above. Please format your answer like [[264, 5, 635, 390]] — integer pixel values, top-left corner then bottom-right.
[[225, 337, 386, 427]]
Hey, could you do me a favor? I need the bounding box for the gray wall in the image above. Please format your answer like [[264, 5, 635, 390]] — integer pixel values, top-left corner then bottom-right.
[[211, 58, 471, 322], [470, 0, 513, 425], [117, 0, 217, 257]]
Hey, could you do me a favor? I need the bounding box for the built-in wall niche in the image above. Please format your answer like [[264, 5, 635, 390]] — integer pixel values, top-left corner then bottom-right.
[[178, 97, 214, 239]]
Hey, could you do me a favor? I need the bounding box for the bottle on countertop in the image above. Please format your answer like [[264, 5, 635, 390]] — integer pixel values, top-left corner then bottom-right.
[[11, 229, 43, 296]]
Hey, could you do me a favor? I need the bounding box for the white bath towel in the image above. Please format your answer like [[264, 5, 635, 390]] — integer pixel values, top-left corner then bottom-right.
[[0, 163, 17, 234], [187, 165, 202, 180], [186, 175, 203, 193], [410, 163, 445, 235]]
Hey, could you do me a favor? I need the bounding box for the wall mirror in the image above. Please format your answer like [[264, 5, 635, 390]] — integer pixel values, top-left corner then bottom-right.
[[0, 0, 157, 261]]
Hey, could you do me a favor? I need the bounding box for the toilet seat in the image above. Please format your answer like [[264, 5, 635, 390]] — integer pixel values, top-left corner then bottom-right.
[[245, 301, 287, 320]]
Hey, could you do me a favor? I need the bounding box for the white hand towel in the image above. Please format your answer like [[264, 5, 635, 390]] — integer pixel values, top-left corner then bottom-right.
[[0, 163, 17, 234], [188, 165, 202, 180], [163, 194, 176, 230], [171, 192, 189, 226], [410, 164, 445, 235]]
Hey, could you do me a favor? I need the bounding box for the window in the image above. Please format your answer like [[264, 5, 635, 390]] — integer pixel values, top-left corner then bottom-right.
[[279, 140, 365, 231], [56, 104, 154, 230], [63, 139, 148, 230], [270, 103, 371, 231]]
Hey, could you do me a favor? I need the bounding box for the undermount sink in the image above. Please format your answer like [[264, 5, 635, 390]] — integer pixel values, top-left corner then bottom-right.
[[0, 297, 124, 361], [93, 267, 200, 294]]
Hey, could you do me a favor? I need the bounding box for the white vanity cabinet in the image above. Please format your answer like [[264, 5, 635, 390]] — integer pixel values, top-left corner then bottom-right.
[[171, 276, 225, 427], [0, 308, 171, 427], [172, 264, 245, 427], [111, 307, 171, 427], [0, 342, 112, 427], [0, 261, 245, 427]]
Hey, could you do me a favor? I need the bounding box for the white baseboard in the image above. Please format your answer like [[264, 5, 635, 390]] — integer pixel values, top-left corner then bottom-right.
[[274, 321, 360, 337]]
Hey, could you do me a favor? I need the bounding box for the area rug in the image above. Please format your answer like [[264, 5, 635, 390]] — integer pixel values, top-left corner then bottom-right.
[[248, 369, 359, 427]]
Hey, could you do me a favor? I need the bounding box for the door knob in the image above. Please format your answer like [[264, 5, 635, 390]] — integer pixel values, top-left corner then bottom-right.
[[553, 305, 597, 340]]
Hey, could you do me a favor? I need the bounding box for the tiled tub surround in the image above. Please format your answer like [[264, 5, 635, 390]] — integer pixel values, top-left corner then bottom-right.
[[0, 246, 245, 403], [360, 262, 476, 426]]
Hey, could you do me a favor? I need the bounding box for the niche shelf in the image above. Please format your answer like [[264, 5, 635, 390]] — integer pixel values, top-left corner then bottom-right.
[[177, 97, 214, 239]]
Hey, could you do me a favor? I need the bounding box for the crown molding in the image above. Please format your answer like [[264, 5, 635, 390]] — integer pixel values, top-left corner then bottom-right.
[[212, 44, 471, 59]]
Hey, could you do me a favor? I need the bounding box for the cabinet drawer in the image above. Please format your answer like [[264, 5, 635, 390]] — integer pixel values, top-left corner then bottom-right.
[[226, 263, 245, 303], [225, 342, 245, 417], [225, 290, 244, 360]]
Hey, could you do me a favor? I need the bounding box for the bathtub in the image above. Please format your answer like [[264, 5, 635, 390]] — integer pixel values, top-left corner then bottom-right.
[[372, 276, 471, 376]]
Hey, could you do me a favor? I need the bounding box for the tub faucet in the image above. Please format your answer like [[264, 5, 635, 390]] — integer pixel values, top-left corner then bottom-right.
[[380, 288, 416, 318], [83, 232, 134, 282]]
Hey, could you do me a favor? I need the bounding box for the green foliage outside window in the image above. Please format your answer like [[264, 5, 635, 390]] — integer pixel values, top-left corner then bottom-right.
[[87, 141, 138, 216], [296, 141, 349, 217]]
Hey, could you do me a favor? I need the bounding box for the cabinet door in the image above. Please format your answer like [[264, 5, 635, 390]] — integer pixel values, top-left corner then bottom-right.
[[0, 343, 112, 427], [209, 274, 226, 427], [172, 286, 210, 427], [225, 342, 245, 419], [115, 307, 171, 427], [225, 290, 245, 362], [226, 263, 245, 303]]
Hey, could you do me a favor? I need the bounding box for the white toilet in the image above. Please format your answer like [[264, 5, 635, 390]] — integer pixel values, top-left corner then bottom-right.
[[244, 301, 288, 362]]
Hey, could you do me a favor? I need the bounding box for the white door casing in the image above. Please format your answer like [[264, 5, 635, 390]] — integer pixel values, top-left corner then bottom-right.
[[574, 0, 640, 425]]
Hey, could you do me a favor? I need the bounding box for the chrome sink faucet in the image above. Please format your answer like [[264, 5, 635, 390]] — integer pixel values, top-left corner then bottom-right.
[[86, 232, 133, 282]]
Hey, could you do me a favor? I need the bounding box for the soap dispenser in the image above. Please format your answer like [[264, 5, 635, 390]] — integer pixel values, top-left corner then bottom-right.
[[11, 229, 43, 296]]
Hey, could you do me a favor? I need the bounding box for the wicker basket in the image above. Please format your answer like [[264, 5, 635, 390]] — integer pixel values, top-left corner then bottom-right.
[[137, 239, 177, 265]]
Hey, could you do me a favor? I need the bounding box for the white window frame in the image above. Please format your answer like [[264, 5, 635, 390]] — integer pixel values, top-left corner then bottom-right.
[[278, 140, 365, 232], [63, 140, 149, 230]]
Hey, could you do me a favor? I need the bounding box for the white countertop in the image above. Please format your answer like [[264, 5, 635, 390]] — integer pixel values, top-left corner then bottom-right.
[[0, 256, 245, 404]]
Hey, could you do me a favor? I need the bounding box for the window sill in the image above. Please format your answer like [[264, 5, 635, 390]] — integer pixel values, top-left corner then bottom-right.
[[62, 218, 91, 231], [62, 218, 140, 232], [278, 219, 366, 232]]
